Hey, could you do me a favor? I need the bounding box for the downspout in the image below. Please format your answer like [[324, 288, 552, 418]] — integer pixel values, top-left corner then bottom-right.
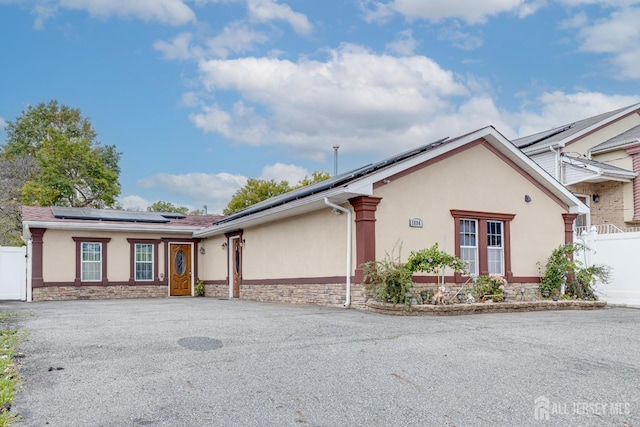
[[324, 198, 352, 308]]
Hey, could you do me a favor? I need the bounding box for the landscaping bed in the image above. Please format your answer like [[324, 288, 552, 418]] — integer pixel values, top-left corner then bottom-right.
[[365, 299, 607, 316]]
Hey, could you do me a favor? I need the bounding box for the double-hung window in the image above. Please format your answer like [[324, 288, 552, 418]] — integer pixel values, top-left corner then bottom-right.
[[486, 220, 504, 275], [81, 242, 102, 282], [459, 219, 478, 276], [451, 210, 514, 281], [135, 244, 154, 281], [73, 237, 111, 285], [127, 239, 160, 284]]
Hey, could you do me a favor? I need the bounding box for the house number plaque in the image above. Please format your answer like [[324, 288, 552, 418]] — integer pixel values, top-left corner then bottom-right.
[[409, 218, 423, 228]]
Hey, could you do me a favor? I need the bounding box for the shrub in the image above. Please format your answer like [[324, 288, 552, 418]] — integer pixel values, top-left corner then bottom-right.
[[538, 243, 611, 300], [362, 245, 414, 309]]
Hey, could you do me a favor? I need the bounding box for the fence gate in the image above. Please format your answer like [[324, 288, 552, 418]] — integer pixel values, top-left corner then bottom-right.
[[0, 246, 27, 300]]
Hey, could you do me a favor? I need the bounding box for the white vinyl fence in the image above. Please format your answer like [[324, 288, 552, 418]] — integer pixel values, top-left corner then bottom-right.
[[0, 246, 27, 301], [576, 229, 640, 306]]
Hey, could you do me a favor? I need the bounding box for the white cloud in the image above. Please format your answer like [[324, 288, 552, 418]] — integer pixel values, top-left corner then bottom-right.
[[247, 0, 312, 35], [61, 0, 196, 24], [19, 0, 196, 27], [136, 172, 247, 214], [560, 11, 588, 30], [191, 44, 471, 158], [364, 0, 531, 25], [260, 163, 308, 183], [438, 22, 484, 50], [119, 195, 151, 211], [0, 117, 6, 129], [205, 22, 269, 58], [385, 29, 419, 55], [511, 91, 640, 138], [154, 32, 201, 60], [574, 7, 640, 79]]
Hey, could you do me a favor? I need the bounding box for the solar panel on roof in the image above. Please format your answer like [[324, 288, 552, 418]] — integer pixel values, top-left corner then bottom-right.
[[51, 207, 171, 223]]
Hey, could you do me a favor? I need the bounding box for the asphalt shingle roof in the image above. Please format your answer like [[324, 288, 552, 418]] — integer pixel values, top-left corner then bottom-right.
[[590, 124, 640, 154], [513, 104, 639, 151]]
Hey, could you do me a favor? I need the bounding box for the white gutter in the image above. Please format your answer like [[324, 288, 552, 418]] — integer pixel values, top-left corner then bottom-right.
[[22, 221, 203, 235], [324, 198, 352, 309], [194, 187, 358, 238]]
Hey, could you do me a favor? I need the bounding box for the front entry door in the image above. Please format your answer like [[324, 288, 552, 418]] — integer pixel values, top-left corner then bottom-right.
[[231, 238, 242, 298], [170, 243, 192, 296]]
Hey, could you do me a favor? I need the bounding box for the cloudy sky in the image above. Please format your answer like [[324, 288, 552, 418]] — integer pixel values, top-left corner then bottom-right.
[[2, 0, 640, 214]]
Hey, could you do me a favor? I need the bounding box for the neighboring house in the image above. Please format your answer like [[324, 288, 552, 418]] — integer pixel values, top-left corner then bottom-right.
[[22, 126, 588, 306], [513, 104, 640, 233], [21, 207, 222, 301]]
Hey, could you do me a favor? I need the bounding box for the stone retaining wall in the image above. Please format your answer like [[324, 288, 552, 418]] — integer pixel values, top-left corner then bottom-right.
[[366, 300, 607, 316], [33, 285, 168, 301]]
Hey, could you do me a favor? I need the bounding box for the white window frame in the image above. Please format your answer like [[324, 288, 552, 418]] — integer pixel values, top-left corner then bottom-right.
[[487, 220, 504, 276], [135, 243, 154, 281], [460, 218, 478, 276], [81, 242, 102, 282]]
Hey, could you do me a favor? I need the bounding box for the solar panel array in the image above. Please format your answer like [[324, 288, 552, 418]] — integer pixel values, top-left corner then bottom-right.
[[50, 207, 185, 223]]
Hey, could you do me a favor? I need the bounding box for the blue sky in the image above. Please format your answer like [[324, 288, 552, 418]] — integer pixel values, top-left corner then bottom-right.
[[2, 0, 640, 214]]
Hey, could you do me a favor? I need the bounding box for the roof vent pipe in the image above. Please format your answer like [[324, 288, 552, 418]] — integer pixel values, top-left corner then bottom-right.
[[333, 145, 339, 176]]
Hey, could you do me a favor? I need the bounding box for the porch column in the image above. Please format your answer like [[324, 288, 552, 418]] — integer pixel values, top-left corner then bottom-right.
[[30, 228, 46, 288], [625, 145, 640, 221], [562, 213, 578, 245], [349, 196, 382, 282]]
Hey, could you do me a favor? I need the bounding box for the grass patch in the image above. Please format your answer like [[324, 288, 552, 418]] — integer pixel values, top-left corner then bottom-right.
[[0, 315, 21, 426]]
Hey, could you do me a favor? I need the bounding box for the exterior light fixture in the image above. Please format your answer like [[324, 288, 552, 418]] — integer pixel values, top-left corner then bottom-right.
[[592, 194, 600, 203], [221, 242, 228, 250], [524, 195, 532, 203], [199, 247, 206, 255]]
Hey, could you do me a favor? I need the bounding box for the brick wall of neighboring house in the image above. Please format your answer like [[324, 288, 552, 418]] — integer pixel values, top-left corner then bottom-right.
[[569, 181, 625, 229], [219, 283, 369, 309], [33, 285, 168, 301]]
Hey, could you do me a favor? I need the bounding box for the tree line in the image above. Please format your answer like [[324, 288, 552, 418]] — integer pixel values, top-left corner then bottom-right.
[[0, 101, 329, 245]]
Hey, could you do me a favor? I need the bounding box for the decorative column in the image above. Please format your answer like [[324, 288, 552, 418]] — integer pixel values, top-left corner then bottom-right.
[[562, 213, 578, 245], [349, 196, 382, 282], [625, 145, 640, 221], [30, 228, 46, 288]]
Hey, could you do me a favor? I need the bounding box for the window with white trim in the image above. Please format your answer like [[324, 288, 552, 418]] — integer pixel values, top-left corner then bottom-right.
[[486, 220, 504, 275], [81, 242, 102, 282], [451, 210, 514, 281], [459, 219, 478, 276], [135, 243, 154, 281]]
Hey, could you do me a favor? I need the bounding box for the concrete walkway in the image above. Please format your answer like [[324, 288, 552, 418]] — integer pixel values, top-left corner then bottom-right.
[[4, 299, 639, 426]]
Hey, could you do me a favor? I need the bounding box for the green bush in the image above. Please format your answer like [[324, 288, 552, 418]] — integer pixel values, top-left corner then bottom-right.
[[538, 243, 611, 300], [362, 250, 413, 309]]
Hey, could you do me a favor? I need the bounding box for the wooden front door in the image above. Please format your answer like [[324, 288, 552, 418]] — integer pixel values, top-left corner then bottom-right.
[[170, 243, 192, 296], [232, 238, 242, 298]]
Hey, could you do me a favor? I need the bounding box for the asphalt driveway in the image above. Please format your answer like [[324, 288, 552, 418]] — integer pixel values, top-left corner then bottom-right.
[[3, 299, 639, 426]]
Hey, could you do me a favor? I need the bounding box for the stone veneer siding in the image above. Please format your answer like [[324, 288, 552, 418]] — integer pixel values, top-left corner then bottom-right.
[[33, 285, 168, 301], [204, 284, 228, 298], [204, 282, 368, 309]]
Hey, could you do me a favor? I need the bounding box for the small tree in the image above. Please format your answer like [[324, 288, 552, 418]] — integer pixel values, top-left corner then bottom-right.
[[406, 243, 469, 285]]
